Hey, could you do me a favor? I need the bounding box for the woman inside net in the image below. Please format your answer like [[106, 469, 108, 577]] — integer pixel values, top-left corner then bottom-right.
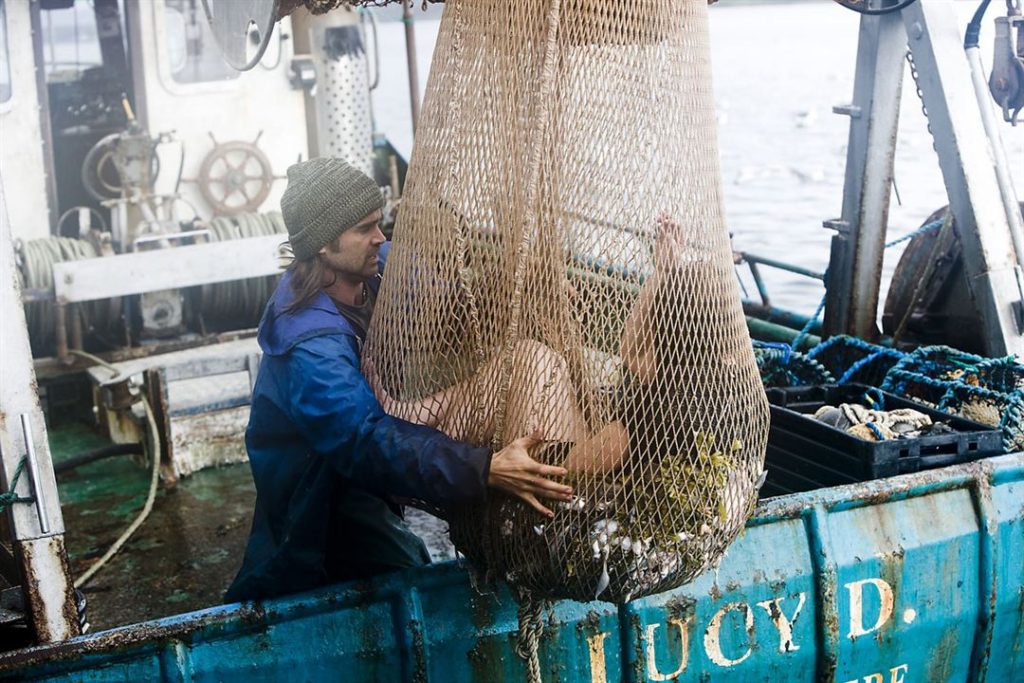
[[365, 214, 704, 477]]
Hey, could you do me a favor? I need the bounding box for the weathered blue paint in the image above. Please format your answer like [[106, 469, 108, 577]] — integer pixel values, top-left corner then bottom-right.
[[2, 454, 1021, 682]]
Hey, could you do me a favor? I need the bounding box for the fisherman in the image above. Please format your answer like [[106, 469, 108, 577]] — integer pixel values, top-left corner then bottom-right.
[[225, 159, 573, 602]]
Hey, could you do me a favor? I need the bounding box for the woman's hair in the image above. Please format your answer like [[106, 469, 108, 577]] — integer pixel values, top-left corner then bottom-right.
[[284, 256, 330, 313]]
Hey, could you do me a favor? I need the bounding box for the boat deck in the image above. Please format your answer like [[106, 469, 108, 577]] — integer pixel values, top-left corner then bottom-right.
[[50, 418, 456, 632]]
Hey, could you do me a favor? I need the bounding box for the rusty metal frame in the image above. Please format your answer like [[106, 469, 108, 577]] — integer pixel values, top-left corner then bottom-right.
[[824, 0, 1024, 357], [0, 179, 79, 643], [823, 6, 905, 342]]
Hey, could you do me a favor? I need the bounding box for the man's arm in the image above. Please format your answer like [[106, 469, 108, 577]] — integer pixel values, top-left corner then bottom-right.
[[286, 334, 491, 504], [286, 335, 572, 515]]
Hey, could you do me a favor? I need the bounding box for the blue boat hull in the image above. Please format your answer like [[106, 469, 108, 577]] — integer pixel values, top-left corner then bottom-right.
[[2, 454, 1022, 682]]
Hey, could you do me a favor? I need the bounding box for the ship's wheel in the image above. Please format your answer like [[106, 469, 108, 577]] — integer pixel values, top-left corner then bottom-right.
[[197, 139, 275, 215]]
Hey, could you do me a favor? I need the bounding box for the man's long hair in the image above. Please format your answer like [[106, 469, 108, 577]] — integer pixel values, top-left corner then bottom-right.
[[284, 257, 327, 314], [282, 238, 347, 313]]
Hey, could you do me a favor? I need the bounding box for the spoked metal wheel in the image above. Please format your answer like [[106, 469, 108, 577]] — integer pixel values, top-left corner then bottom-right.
[[197, 140, 275, 215]]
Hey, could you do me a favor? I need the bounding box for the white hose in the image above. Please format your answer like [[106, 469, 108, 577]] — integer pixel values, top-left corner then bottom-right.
[[68, 350, 162, 589]]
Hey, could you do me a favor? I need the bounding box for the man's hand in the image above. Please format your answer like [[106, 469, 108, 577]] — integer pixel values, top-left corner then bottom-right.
[[488, 433, 573, 517]]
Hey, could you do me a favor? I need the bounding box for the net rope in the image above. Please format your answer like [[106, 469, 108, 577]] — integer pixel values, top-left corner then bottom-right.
[[365, 0, 768, 604]]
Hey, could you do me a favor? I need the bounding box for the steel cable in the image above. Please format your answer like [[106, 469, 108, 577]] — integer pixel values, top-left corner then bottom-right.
[[200, 211, 287, 328], [17, 237, 119, 354]]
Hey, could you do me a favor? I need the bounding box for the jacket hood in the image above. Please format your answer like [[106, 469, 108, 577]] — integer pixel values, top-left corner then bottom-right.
[[258, 242, 390, 356]]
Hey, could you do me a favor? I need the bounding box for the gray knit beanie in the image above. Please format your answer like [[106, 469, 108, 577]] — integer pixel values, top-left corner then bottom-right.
[[281, 158, 384, 260]]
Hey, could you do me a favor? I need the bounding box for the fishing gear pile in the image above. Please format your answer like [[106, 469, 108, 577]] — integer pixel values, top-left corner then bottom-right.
[[364, 0, 768, 604], [811, 402, 949, 442], [882, 346, 1024, 452]]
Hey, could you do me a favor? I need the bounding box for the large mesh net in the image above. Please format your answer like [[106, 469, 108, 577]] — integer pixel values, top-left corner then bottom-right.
[[364, 0, 768, 603]]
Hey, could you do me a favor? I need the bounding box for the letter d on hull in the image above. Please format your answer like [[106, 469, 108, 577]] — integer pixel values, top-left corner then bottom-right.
[[845, 578, 894, 639]]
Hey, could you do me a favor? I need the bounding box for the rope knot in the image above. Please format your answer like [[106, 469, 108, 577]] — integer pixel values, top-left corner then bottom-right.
[[0, 458, 34, 514]]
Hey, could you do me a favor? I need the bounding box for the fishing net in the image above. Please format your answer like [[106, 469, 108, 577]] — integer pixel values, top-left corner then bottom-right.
[[806, 335, 905, 387], [753, 341, 834, 388], [881, 345, 1024, 452], [364, 0, 768, 605]]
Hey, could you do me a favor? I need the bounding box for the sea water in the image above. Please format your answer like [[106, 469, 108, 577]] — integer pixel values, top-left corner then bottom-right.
[[368, 0, 1024, 317]]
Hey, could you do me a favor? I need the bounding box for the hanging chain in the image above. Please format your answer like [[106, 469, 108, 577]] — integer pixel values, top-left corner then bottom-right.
[[905, 48, 937, 150]]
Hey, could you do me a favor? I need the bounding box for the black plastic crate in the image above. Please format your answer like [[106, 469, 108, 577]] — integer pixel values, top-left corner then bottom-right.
[[762, 384, 1002, 497]]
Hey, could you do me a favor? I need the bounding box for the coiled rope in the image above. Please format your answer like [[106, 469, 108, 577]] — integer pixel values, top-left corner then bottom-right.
[[17, 213, 287, 350], [201, 211, 287, 328], [17, 237, 118, 353]]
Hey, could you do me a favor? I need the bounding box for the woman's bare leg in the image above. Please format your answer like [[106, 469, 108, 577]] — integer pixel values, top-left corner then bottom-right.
[[498, 341, 631, 475], [372, 339, 630, 473]]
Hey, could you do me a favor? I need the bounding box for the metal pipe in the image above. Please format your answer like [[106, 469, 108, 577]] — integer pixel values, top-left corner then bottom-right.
[[746, 316, 821, 351], [55, 302, 69, 365], [747, 261, 771, 307], [965, 45, 1024, 266], [363, 8, 381, 91], [69, 304, 83, 351], [738, 252, 826, 281], [742, 301, 822, 335], [403, 0, 421, 134], [19, 414, 50, 534]]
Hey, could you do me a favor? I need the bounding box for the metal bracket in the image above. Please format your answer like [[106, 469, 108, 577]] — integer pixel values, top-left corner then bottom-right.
[[18, 414, 50, 535], [822, 219, 851, 233], [289, 56, 317, 91], [831, 104, 862, 118]]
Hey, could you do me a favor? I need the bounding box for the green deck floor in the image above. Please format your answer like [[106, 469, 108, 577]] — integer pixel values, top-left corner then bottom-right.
[[48, 420, 256, 631]]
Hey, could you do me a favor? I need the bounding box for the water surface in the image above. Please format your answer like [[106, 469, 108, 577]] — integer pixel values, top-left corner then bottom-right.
[[369, 1, 1024, 317]]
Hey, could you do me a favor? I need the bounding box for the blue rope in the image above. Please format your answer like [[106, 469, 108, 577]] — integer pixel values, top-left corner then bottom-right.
[[754, 341, 793, 365], [885, 218, 945, 249], [838, 350, 886, 384], [836, 348, 904, 385], [861, 386, 886, 411], [883, 368, 954, 394], [792, 294, 827, 350], [865, 422, 887, 441], [805, 334, 880, 361]]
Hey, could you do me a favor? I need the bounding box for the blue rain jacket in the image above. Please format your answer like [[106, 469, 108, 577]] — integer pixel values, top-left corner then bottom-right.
[[225, 243, 491, 602]]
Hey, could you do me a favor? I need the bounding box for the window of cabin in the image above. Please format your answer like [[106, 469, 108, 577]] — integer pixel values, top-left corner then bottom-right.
[[41, 0, 106, 81], [164, 0, 238, 84]]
